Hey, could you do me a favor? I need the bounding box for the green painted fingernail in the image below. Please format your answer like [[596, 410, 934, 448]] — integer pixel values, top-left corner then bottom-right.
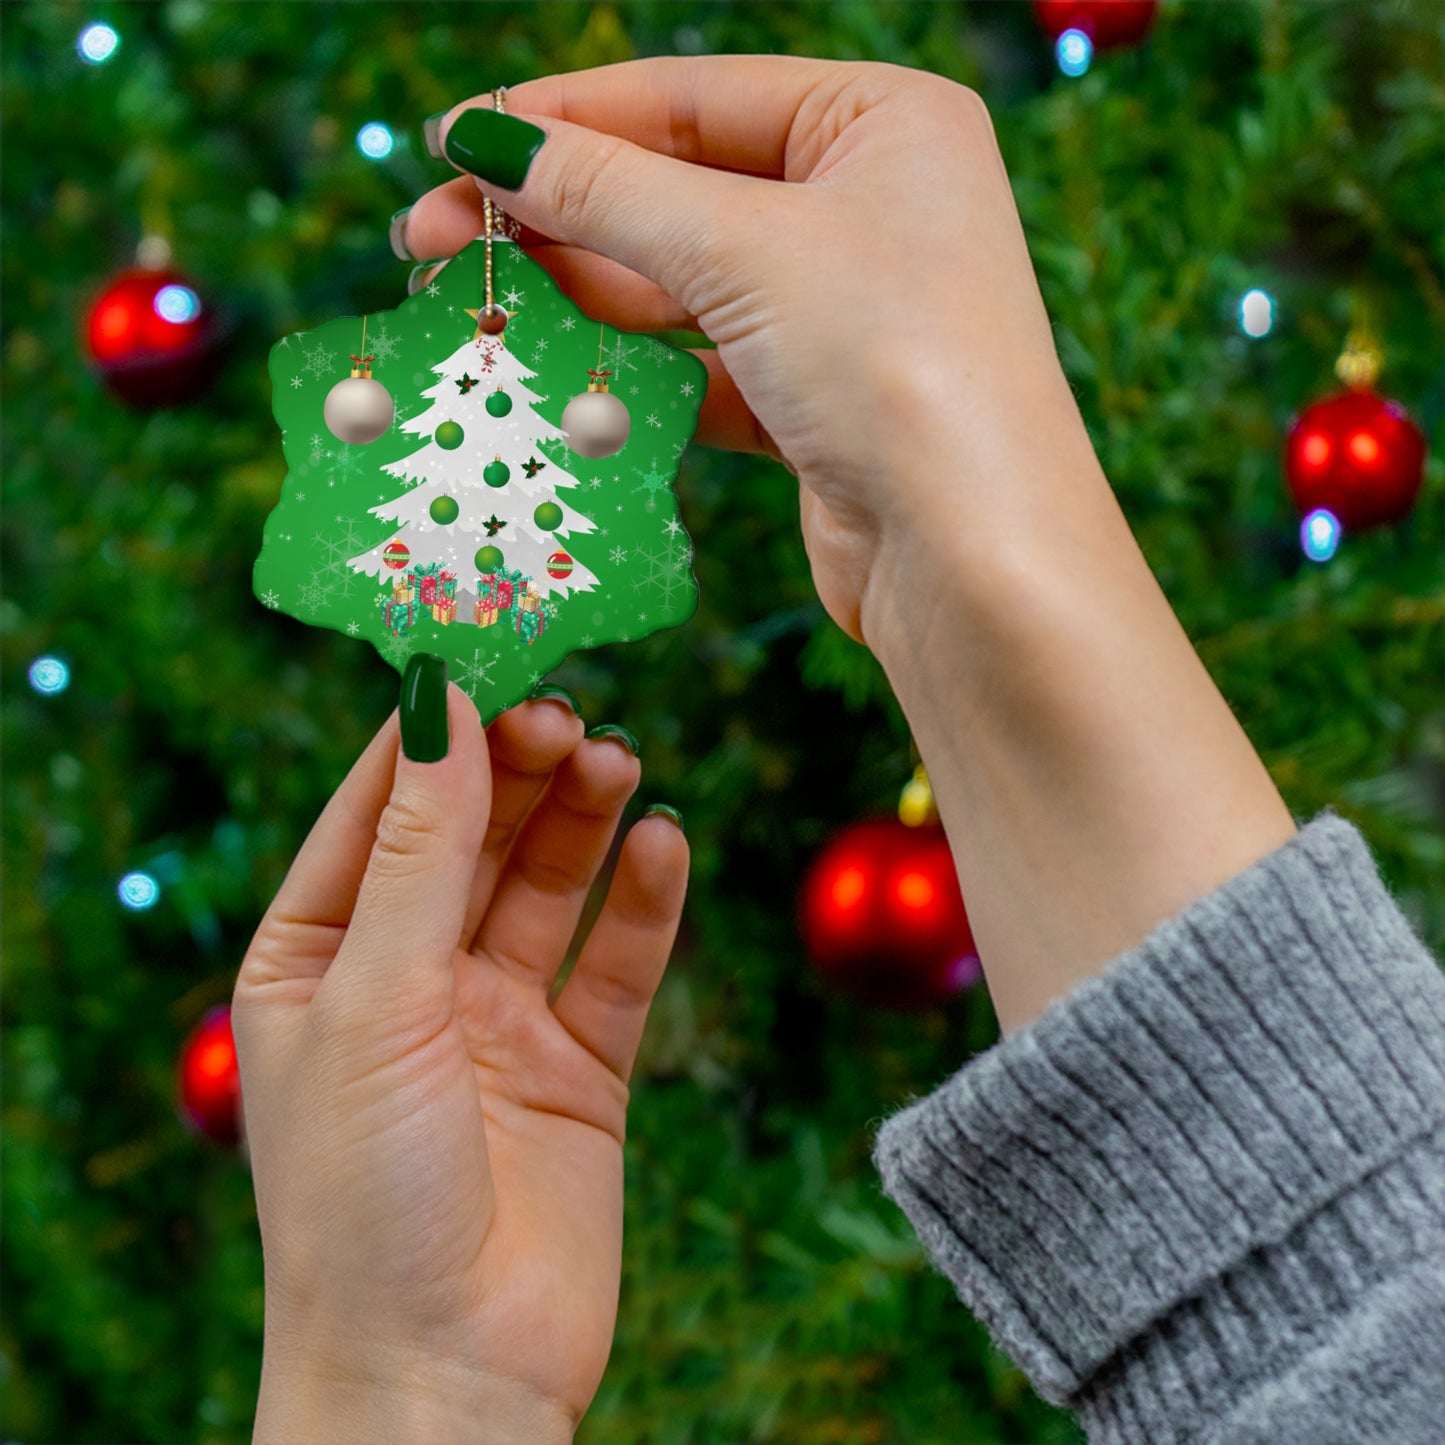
[[644, 804, 684, 833], [423, 112, 446, 160], [388, 207, 413, 262], [585, 723, 639, 756], [407, 260, 447, 296], [443, 107, 546, 191], [529, 684, 582, 716], [400, 654, 449, 762]]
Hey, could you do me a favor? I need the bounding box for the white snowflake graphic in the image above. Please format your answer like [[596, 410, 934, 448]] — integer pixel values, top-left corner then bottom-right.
[[646, 413, 661, 428], [368, 322, 399, 363], [302, 342, 336, 381], [644, 337, 672, 363], [298, 573, 333, 615], [380, 632, 414, 667], [456, 648, 499, 696], [680, 382, 695, 397], [503, 286, 525, 307], [606, 334, 639, 376], [629, 540, 692, 614], [290, 375, 304, 389], [609, 545, 628, 565], [346, 621, 361, 635], [663, 517, 683, 537], [426, 282, 441, 297], [560, 316, 576, 331], [580, 633, 594, 647], [261, 590, 280, 608], [313, 518, 370, 596]]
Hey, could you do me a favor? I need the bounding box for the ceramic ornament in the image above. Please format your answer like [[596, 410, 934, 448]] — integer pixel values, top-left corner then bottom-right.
[[256, 235, 708, 721]]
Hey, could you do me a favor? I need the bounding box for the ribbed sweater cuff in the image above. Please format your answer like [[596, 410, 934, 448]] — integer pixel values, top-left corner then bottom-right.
[[871, 811, 1445, 1414]]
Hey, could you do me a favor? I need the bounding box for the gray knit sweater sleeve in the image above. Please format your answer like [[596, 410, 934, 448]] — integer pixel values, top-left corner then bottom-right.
[[871, 811, 1445, 1444]]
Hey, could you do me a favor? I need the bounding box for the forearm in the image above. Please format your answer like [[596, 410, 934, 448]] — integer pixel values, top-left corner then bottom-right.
[[861, 372, 1297, 1035], [254, 1340, 575, 1445]]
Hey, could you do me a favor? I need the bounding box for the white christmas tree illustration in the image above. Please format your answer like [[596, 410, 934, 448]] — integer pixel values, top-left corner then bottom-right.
[[349, 329, 599, 615]]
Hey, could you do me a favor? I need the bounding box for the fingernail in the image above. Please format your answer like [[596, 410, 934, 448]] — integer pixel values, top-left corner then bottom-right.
[[443, 107, 547, 192], [407, 260, 446, 296], [585, 723, 639, 756], [423, 112, 446, 160], [528, 684, 582, 716], [389, 207, 413, 262], [400, 653, 449, 762], [644, 804, 684, 834]]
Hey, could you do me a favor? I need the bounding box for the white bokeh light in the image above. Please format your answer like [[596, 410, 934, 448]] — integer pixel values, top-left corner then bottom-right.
[[1240, 288, 1275, 338], [118, 872, 161, 910], [78, 23, 119, 64], [29, 656, 71, 695], [1301, 508, 1341, 563], [1057, 29, 1093, 77], [357, 122, 395, 159], [154, 284, 201, 324]]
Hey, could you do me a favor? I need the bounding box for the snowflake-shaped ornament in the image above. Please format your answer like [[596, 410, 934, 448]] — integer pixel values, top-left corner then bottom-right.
[[256, 236, 707, 720]]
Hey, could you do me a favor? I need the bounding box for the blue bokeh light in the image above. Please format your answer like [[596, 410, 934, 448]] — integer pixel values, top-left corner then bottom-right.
[[1057, 28, 1093, 77], [154, 284, 201, 324], [357, 122, 395, 159], [78, 22, 119, 64], [29, 656, 71, 695], [1301, 508, 1341, 563], [118, 871, 161, 910], [1240, 288, 1274, 338]]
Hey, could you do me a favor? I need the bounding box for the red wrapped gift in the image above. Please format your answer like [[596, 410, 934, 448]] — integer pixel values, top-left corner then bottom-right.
[[479, 572, 516, 611], [418, 573, 440, 605]]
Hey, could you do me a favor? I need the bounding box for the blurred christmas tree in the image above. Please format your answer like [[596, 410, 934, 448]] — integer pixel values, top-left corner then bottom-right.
[[2, 3, 1440, 1442]]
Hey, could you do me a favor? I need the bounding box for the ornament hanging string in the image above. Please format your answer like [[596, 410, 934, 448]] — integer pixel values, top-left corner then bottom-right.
[[476, 87, 511, 349]]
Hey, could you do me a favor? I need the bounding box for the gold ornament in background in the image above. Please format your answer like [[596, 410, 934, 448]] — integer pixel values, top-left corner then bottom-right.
[[898, 764, 938, 828]]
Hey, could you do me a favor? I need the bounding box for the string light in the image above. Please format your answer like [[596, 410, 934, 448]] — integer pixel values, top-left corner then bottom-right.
[[356, 122, 394, 159], [154, 284, 201, 324], [1301, 508, 1341, 563], [1240, 289, 1274, 337], [28, 656, 70, 695], [78, 22, 119, 64], [1057, 28, 1093, 76], [118, 872, 161, 910]]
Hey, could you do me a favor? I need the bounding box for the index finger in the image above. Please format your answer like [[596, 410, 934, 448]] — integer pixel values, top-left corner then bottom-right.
[[441, 54, 849, 182]]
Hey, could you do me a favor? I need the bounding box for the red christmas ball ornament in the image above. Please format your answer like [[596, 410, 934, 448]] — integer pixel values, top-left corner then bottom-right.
[[546, 550, 575, 580], [1284, 388, 1426, 533], [383, 539, 411, 570], [85, 266, 220, 407], [800, 817, 980, 1011], [1034, 0, 1157, 49], [177, 1005, 242, 1148]]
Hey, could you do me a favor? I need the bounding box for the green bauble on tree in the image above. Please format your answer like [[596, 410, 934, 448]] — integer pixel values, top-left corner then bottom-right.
[[475, 544, 505, 571], [484, 457, 510, 487], [430, 495, 460, 524], [485, 387, 513, 418], [533, 500, 564, 531], [435, 420, 464, 450]]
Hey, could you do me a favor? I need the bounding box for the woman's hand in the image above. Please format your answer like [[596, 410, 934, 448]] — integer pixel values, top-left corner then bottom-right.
[[401, 56, 1086, 643], [233, 681, 687, 1442]]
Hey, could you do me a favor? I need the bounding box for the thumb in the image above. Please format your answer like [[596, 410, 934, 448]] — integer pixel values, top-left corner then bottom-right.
[[438, 102, 763, 319], [325, 657, 489, 1030]]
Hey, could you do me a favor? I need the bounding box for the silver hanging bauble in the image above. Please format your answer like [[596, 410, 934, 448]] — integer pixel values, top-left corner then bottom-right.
[[560, 374, 630, 459], [324, 359, 394, 445]]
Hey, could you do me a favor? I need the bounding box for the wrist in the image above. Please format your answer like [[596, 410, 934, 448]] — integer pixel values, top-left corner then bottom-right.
[[856, 388, 1294, 1035], [254, 1342, 575, 1445]]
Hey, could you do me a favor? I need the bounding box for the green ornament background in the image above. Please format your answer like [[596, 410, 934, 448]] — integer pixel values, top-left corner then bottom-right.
[[257, 237, 707, 720]]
